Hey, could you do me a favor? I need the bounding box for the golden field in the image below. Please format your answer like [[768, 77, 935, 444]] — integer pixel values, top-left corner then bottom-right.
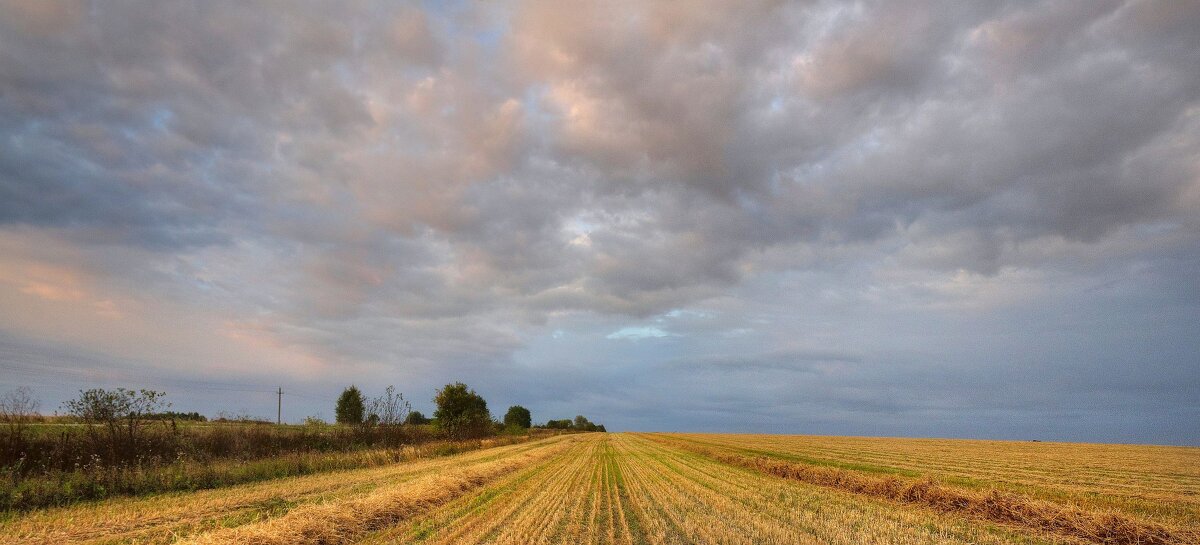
[[657, 433, 1200, 528], [2, 433, 1196, 545]]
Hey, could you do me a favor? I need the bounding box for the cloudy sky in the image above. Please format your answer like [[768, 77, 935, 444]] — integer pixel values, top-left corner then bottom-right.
[[1, 0, 1197, 444]]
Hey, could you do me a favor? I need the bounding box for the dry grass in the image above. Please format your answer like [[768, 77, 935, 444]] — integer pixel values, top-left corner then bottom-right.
[[659, 433, 1200, 526], [647, 433, 1200, 545], [610, 434, 1052, 545], [710, 450, 1193, 545], [361, 434, 1067, 544], [361, 430, 620, 544], [3, 432, 1196, 545]]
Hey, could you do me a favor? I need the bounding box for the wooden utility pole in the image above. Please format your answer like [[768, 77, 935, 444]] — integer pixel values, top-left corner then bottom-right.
[[277, 387, 282, 425]]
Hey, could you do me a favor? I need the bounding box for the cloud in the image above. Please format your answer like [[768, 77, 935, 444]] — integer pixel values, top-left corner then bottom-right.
[[606, 327, 671, 340], [0, 0, 1196, 443]]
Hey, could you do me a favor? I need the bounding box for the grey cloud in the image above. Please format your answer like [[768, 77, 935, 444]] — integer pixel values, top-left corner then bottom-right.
[[0, 0, 1196, 443], [670, 349, 864, 372]]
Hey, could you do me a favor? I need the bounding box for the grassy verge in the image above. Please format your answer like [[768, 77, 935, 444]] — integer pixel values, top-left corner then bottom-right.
[[0, 434, 540, 513]]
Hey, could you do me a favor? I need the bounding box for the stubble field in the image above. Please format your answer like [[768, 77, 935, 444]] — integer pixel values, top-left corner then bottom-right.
[[3, 433, 1197, 545]]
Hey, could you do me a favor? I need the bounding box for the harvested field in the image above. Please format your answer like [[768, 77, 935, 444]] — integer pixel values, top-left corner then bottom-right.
[[651, 433, 1200, 528], [0, 437, 569, 545], [3, 433, 1196, 545]]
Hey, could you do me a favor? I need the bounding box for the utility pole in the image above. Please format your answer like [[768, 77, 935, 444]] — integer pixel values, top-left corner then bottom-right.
[[277, 387, 282, 425]]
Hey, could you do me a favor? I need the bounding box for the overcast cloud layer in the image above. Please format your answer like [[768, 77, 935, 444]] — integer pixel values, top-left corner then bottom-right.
[[1, 0, 1198, 444]]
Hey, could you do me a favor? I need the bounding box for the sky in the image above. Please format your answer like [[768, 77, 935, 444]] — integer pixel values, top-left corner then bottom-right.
[[0, 0, 1197, 444]]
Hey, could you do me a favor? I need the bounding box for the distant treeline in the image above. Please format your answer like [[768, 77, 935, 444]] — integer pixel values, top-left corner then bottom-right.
[[145, 411, 207, 422], [540, 415, 606, 432], [331, 382, 605, 439]]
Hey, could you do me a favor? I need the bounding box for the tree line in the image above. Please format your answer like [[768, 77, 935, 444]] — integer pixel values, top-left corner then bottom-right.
[[334, 381, 606, 439], [543, 414, 606, 432]]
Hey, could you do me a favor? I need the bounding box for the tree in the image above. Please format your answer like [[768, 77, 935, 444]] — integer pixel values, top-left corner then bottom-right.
[[503, 405, 531, 429], [62, 388, 168, 452], [544, 419, 572, 429], [367, 385, 410, 426], [405, 410, 430, 425], [0, 386, 39, 449], [335, 385, 365, 425], [433, 382, 491, 439]]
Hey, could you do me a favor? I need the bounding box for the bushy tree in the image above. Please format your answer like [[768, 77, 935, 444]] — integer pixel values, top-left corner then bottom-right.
[[433, 382, 491, 439], [503, 405, 531, 429], [335, 385, 365, 425], [405, 410, 430, 425], [63, 388, 168, 451], [544, 419, 572, 429]]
